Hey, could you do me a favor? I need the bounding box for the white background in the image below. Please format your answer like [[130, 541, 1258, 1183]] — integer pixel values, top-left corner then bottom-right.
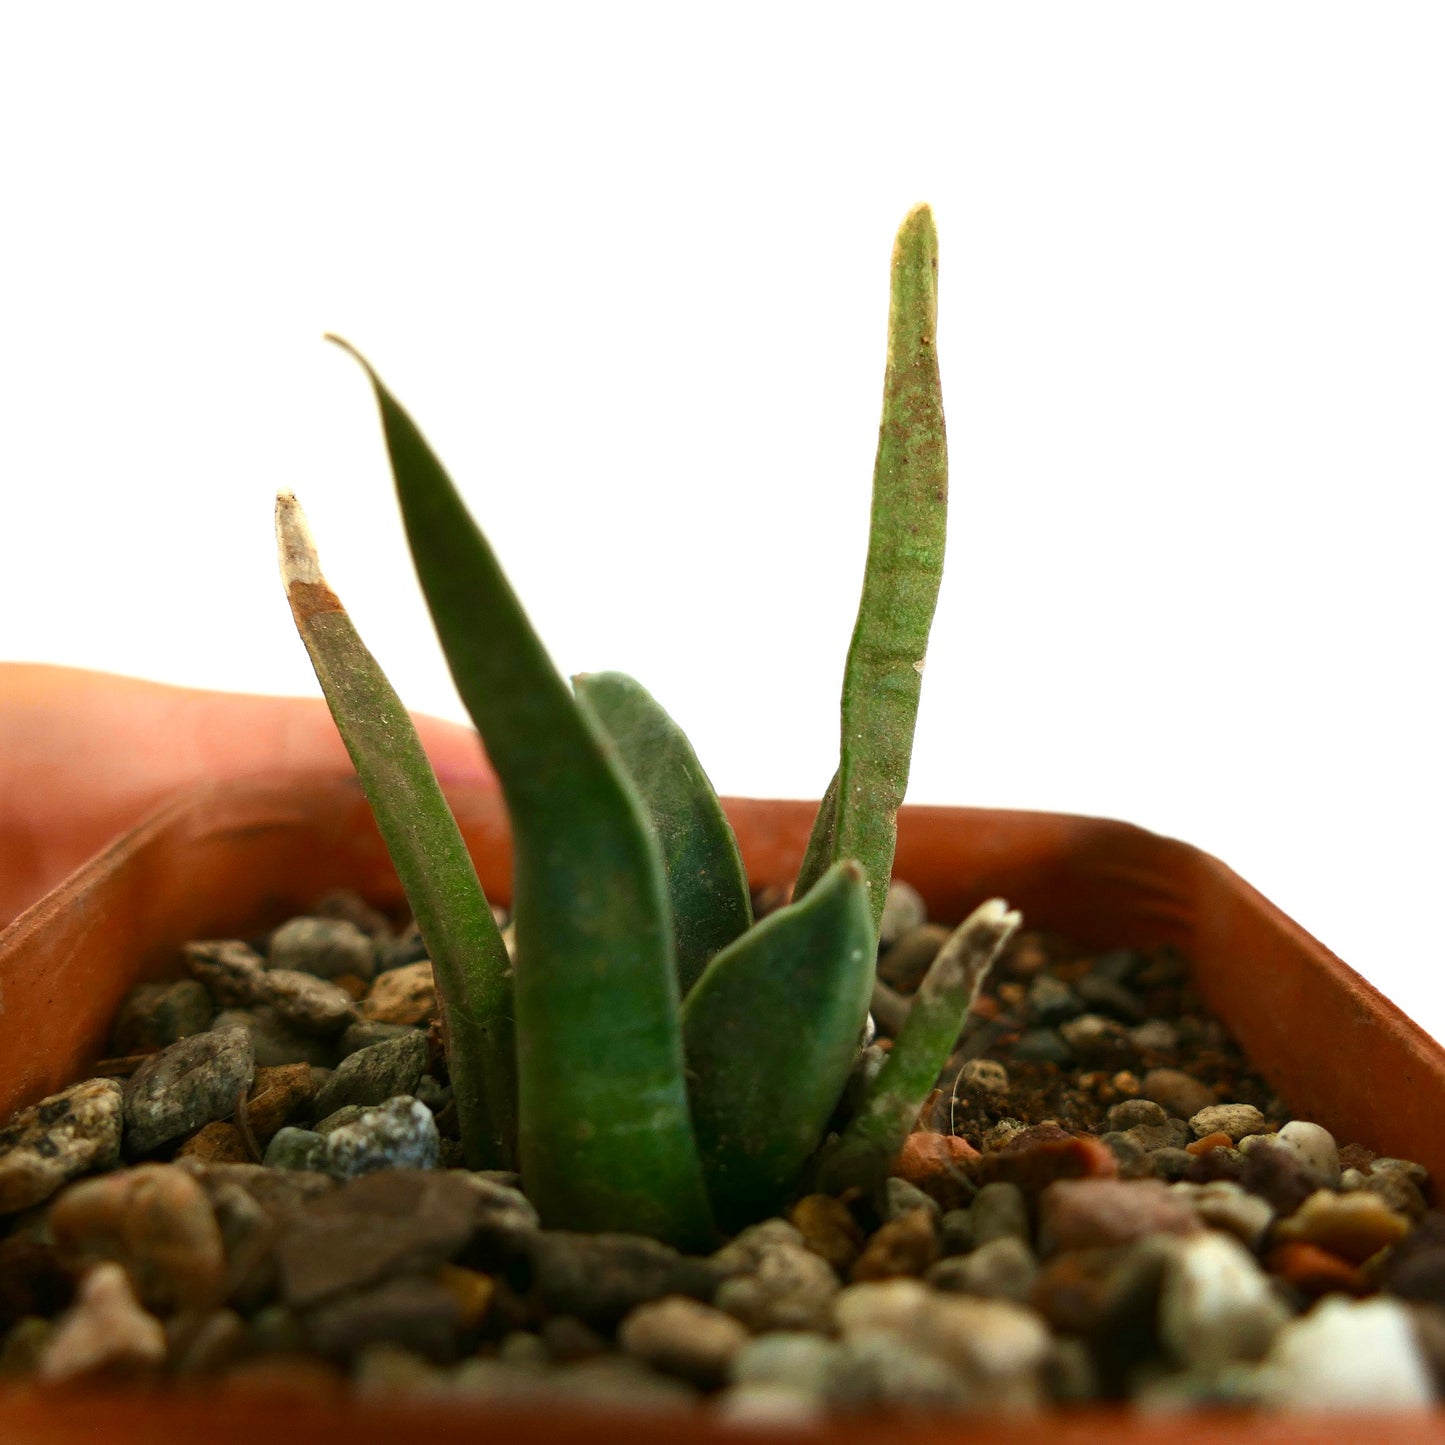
[[2, 7, 1442, 1035]]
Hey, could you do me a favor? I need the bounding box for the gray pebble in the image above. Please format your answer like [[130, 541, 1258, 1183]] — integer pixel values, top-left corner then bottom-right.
[[877, 881, 929, 949], [303, 1275, 461, 1363], [881, 1176, 941, 1222], [324, 1096, 439, 1177], [876, 924, 947, 994], [1129, 1019, 1179, 1054], [1169, 1180, 1274, 1250], [715, 1239, 840, 1334], [825, 1332, 972, 1410], [939, 1209, 974, 1256], [1074, 973, 1143, 1023], [1151, 1148, 1196, 1182], [268, 916, 376, 982], [414, 1076, 452, 1113], [313, 1104, 369, 1136], [927, 1235, 1037, 1303], [311, 1031, 428, 1117], [110, 980, 214, 1053], [259, 969, 357, 1037], [123, 1029, 255, 1156], [1106, 1098, 1168, 1131], [211, 1008, 338, 1068], [970, 1182, 1030, 1247], [1126, 1118, 1194, 1153], [264, 1127, 328, 1172], [183, 940, 268, 1006], [730, 1331, 841, 1394], [1027, 975, 1083, 1026], [339, 1020, 416, 1058], [1057, 1013, 1133, 1067], [1011, 1028, 1073, 1066], [526, 1232, 724, 1328], [0, 1078, 124, 1214], [1090, 947, 1142, 984]]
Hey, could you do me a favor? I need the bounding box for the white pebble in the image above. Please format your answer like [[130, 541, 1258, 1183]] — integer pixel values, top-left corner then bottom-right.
[[1158, 1232, 1289, 1371]]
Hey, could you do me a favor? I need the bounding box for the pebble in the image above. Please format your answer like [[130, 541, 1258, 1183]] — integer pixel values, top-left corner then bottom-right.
[[184, 939, 268, 1005], [1255, 1296, 1435, 1409], [891, 1131, 978, 1210], [881, 1176, 941, 1223], [311, 1031, 428, 1117], [1188, 1103, 1267, 1143], [1011, 1029, 1073, 1066], [969, 1181, 1031, 1246], [211, 1007, 338, 1068], [1158, 1231, 1289, 1370], [166, 1306, 247, 1375], [324, 1096, 440, 1178], [303, 1275, 462, 1363], [268, 916, 377, 982], [1271, 1120, 1342, 1185], [1038, 1179, 1201, 1254], [1273, 1187, 1413, 1264], [1142, 1067, 1216, 1121], [121, 1029, 255, 1157], [1074, 973, 1143, 1023], [714, 1234, 840, 1333], [938, 1208, 974, 1255], [351, 1343, 452, 1398], [973, 1127, 1119, 1202], [850, 1207, 939, 1281], [361, 961, 438, 1027], [1187, 1130, 1237, 1157], [1057, 1014, 1133, 1068], [730, 1330, 840, 1395], [48, 1162, 226, 1313], [111, 979, 214, 1053], [1265, 1241, 1370, 1298], [1129, 1020, 1179, 1054], [876, 925, 948, 997], [787, 1193, 863, 1274], [1028, 975, 1084, 1026], [619, 1295, 751, 1385], [0, 1077, 124, 1214], [265, 1127, 328, 1172], [1169, 1180, 1274, 1249], [826, 1331, 973, 1409], [175, 1121, 251, 1164], [1106, 1098, 1168, 1131], [713, 1382, 827, 1426], [244, 1063, 315, 1142], [927, 1235, 1037, 1302], [261, 969, 358, 1036], [527, 1232, 723, 1328], [339, 1020, 417, 1057], [954, 1057, 1010, 1097], [878, 881, 929, 949], [36, 1262, 166, 1382], [435, 1264, 495, 1330]]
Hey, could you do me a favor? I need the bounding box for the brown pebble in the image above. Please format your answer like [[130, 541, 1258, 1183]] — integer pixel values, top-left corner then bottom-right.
[[245, 1063, 315, 1142], [789, 1194, 864, 1274], [1339, 1142, 1378, 1174], [1186, 1131, 1236, 1158], [877, 924, 950, 993], [435, 1265, 495, 1330], [892, 1131, 980, 1211], [850, 1207, 939, 1281], [1142, 1067, 1216, 1121], [1038, 1179, 1200, 1254], [330, 974, 372, 1002], [37, 1262, 166, 1382], [973, 1126, 1119, 1202], [1273, 1188, 1413, 1264], [1266, 1241, 1372, 1298], [175, 1122, 251, 1165], [361, 961, 438, 1027]]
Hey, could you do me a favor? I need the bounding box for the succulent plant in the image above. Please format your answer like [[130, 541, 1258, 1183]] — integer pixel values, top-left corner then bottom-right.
[[276, 205, 1020, 1248]]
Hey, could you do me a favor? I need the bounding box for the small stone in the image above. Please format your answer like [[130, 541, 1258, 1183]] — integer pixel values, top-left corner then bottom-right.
[[1265, 1241, 1371, 1298], [891, 1131, 979, 1210], [1126, 1117, 1193, 1153], [0, 1077, 124, 1214], [1170, 1179, 1274, 1249], [973, 1125, 1119, 1202], [960, 1188, 1026, 1257], [1272, 1120, 1341, 1185], [338, 1020, 417, 1057], [878, 881, 929, 949], [1027, 975, 1083, 1026], [244, 1063, 315, 1142], [121, 1029, 255, 1157], [528, 1232, 724, 1328], [1106, 1098, 1168, 1131], [211, 1007, 338, 1068], [1130, 1019, 1179, 1054], [311, 1031, 428, 1117], [825, 1332, 973, 1409], [1273, 1187, 1413, 1264], [1256, 1296, 1435, 1408], [361, 961, 438, 1027], [1189, 1103, 1267, 1143], [927, 1235, 1037, 1302], [264, 1127, 328, 1172], [260, 969, 358, 1036], [730, 1330, 840, 1395], [184, 940, 268, 1006], [312, 889, 394, 939], [881, 1176, 941, 1222], [111, 979, 214, 1053], [713, 1382, 827, 1426], [175, 1122, 250, 1165], [414, 1076, 451, 1114], [1057, 1014, 1133, 1068], [1372, 1156, 1430, 1192], [167, 1306, 247, 1375], [268, 916, 376, 982], [37, 1263, 165, 1381], [1038, 1178, 1201, 1254], [1011, 1028, 1073, 1066], [876, 923, 948, 992], [1187, 1130, 1237, 1157], [1159, 1231, 1289, 1370], [1142, 1067, 1216, 1121], [954, 1058, 1010, 1098], [619, 1295, 751, 1385], [48, 1162, 226, 1313], [303, 1275, 462, 1363], [851, 1207, 939, 1281], [1150, 1148, 1195, 1182], [540, 1314, 609, 1362], [714, 1238, 840, 1333], [788, 1194, 864, 1274], [1074, 973, 1143, 1023], [939, 1208, 974, 1255], [351, 1343, 452, 1398], [324, 1096, 439, 1177], [435, 1265, 496, 1330], [1361, 1167, 1429, 1223]]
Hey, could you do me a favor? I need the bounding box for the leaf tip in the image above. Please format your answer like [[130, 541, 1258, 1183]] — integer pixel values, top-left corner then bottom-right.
[[275, 491, 343, 623]]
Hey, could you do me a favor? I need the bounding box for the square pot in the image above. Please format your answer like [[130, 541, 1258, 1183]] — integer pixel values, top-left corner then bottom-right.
[[2, 775, 1444, 1442]]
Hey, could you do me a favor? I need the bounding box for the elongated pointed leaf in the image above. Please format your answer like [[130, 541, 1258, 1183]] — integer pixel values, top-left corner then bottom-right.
[[796, 205, 948, 931], [575, 671, 752, 996], [275, 492, 516, 1170], [815, 898, 1020, 1194], [682, 860, 874, 1231], [330, 341, 714, 1249]]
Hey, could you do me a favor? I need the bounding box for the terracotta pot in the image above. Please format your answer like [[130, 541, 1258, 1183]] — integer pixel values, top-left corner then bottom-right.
[[2, 774, 1445, 1443]]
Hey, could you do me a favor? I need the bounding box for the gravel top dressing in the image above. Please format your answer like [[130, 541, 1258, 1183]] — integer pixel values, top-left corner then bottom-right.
[[3, 882, 1443, 1418]]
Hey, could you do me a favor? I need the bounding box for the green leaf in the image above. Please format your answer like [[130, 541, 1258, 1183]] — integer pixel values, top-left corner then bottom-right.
[[814, 898, 1020, 1195], [796, 204, 948, 931], [574, 671, 752, 996], [329, 341, 715, 1249], [275, 492, 516, 1170], [682, 860, 874, 1232]]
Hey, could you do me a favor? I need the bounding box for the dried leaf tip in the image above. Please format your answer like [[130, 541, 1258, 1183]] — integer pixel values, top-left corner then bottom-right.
[[275, 491, 341, 622]]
